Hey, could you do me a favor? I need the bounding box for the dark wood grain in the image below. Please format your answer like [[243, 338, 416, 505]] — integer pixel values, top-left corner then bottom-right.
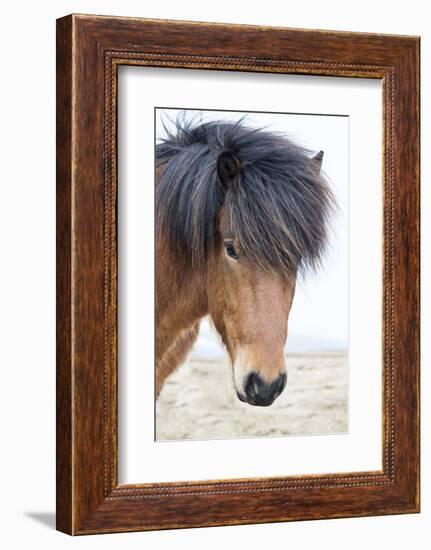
[[56, 16, 73, 535], [56, 14, 420, 535]]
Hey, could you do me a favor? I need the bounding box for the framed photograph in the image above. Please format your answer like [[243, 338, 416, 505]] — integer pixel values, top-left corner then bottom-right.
[[56, 14, 420, 535]]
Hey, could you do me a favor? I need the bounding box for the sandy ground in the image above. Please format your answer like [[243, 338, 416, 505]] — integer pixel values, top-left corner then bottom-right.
[[156, 352, 348, 441]]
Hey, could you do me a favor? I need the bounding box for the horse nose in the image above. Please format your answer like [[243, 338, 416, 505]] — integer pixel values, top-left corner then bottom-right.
[[243, 372, 287, 406]]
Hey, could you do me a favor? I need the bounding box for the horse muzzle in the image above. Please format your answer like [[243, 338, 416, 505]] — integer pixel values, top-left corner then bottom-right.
[[236, 371, 287, 407]]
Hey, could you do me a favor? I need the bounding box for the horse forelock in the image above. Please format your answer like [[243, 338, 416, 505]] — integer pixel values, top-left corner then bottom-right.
[[156, 116, 336, 276]]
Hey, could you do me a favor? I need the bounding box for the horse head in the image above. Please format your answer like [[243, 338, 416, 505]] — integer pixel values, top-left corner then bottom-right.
[[156, 119, 334, 406]]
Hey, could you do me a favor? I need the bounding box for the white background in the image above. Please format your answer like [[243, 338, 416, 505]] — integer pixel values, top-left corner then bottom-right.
[[118, 70, 382, 483], [0, 1, 428, 549]]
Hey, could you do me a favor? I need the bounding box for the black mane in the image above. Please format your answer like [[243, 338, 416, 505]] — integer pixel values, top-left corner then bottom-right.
[[156, 116, 336, 275]]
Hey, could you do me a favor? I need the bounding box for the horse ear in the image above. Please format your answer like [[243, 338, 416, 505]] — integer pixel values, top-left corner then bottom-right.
[[311, 150, 324, 173], [217, 150, 240, 191]]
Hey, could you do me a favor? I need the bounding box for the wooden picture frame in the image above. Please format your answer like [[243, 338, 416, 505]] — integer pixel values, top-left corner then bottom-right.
[[56, 14, 420, 535]]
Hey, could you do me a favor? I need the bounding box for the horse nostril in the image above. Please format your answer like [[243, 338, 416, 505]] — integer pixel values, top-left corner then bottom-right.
[[243, 372, 287, 406], [244, 372, 258, 399]]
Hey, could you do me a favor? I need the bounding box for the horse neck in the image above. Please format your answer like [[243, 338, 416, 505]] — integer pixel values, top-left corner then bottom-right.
[[156, 246, 208, 358]]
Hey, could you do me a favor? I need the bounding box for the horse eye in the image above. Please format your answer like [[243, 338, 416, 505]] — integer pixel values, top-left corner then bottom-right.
[[224, 241, 239, 260]]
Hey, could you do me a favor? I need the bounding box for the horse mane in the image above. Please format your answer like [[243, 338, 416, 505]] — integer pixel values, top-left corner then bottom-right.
[[156, 116, 336, 276]]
